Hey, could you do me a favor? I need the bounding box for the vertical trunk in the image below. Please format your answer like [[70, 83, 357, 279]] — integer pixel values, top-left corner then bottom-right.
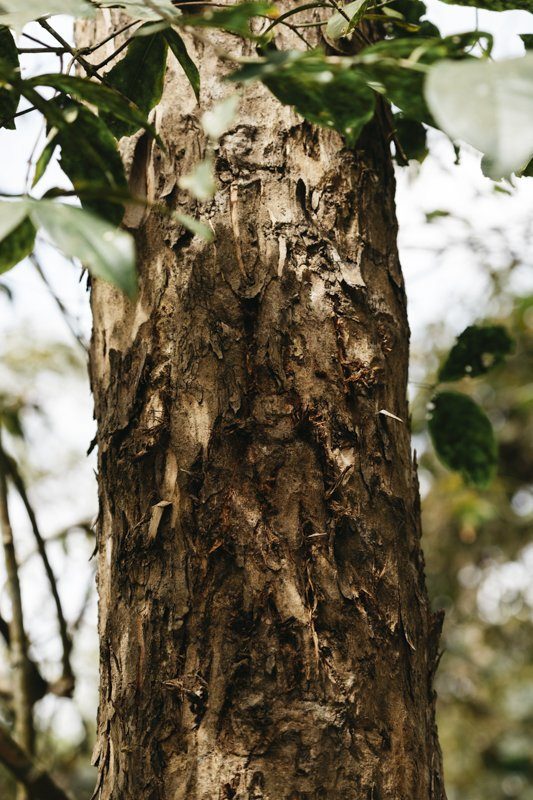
[[83, 14, 445, 800]]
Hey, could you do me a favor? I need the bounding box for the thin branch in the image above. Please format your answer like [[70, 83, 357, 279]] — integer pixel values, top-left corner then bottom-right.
[[17, 48, 68, 54], [0, 612, 48, 706], [94, 34, 134, 70], [1, 447, 75, 697], [0, 723, 72, 800], [38, 20, 106, 84], [0, 431, 34, 780]]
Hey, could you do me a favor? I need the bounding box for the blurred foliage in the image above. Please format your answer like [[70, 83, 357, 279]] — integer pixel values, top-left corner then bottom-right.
[[413, 243, 533, 798]]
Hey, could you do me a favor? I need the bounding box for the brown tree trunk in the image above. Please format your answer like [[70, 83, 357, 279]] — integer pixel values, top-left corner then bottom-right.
[[82, 12, 445, 800]]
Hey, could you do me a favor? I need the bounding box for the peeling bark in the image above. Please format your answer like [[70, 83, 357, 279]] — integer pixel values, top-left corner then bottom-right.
[[80, 13, 445, 800]]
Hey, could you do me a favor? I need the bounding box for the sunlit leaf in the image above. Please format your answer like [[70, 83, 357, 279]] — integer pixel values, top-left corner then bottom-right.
[[97, 0, 180, 21], [439, 325, 514, 382], [163, 28, 200, 101], [174, 212, 213, 241], [201, 94, 239, 141], [0, 0, 94, 31], [178, 159, 216, 201], [0, 199, 29, 240], [30, 201, 137, 297], [425, 53, 533, 178], [326, 0, 370, 41], [428, 391, 497, 487]]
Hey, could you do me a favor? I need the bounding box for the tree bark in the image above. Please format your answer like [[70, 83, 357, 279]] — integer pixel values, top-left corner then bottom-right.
[[81, 12, 445, 800]]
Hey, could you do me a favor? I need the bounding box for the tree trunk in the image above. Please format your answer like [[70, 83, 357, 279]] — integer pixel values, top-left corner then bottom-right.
[[82, 12, 445, 800]]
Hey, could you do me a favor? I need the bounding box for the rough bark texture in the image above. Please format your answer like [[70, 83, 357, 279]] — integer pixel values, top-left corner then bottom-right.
[[80, 12, 445, 800]]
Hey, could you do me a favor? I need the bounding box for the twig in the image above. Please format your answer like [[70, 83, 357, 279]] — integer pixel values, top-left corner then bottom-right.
[[1, 447, 75, 698], [0, 431, 34, 794], [0, 723, 72, 800], [38, 20, 106, 84]]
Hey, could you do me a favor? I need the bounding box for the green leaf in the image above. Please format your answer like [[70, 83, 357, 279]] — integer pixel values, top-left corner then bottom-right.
[[439, 325, 514, 382], [32, 132, 58, 187], [178, 159, 216, 201], [326, 0, 370, 41], [97, 0, 180, 21], [231, 50, 375, 146], [520, 34, 533, 51], [102, 24, 168, 138], [425, 53, 533, 179], [27, 73, 158, 139], [201, 94, 239, 141], [0, 199, 29, 240], [428, 391, 497, 488], [52, 100, 128, 225], [394, 116, 427, 163], [0, 0, 94, 31], [174, 213, 213, 242], [358, 33, 490, 124], [0, 25, 19, 129], [179, 2, 277, 39], [163, 28, 200, 101], [440, 0, 533, 10], [29, 201, 137, 297], [0, 216, 36, 273]]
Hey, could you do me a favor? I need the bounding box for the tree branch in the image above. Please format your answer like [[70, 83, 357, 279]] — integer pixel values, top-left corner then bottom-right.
[[0, 723, 72, 800], [0, 432, 34, 758], [0, 445, 75, 698]]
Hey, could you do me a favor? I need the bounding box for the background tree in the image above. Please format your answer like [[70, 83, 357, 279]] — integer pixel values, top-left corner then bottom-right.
[[0, 1, 531, 799]]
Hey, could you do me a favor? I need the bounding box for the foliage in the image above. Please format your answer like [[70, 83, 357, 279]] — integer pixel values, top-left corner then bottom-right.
[[0, 0, 531, 294], [414, 285, 533, 800]]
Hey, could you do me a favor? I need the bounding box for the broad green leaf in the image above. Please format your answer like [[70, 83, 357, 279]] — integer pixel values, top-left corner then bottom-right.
[[425, 53, 533, 178], [97, 0, 180, 21], [0, 216, 36, 273], [178, 160, 216, 201], [428, 391, 497, 488], [30, 201, 137, 297], [0, 0, 94, 31], [231, 50, 375, 146], [174, 213, 213, 241], [201, 94, 239, 141], [0, 199, 29, 240], [179, 2, 278, 39], [51, 100, 127, 225], [102, 24, 168, 138], [326, 0, 370, 41], [439, 325, 514, 382], [27, 73, 157, 138], [164, 28, 200, 101], [0, 25, 19, 128]]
